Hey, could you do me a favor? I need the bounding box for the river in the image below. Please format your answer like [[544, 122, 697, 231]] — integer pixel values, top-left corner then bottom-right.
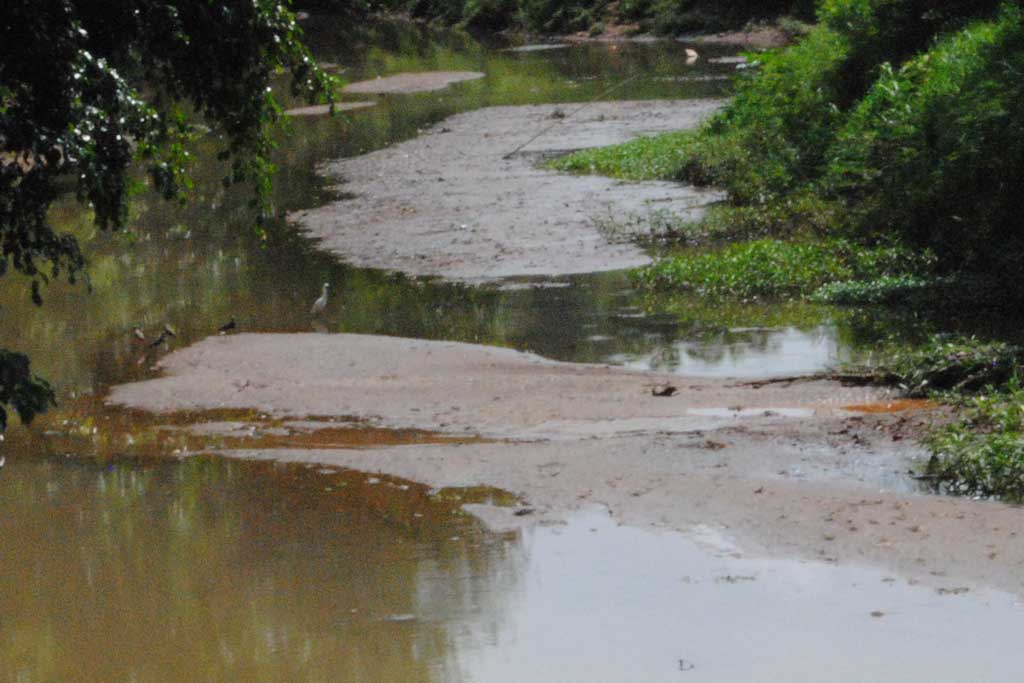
[[0, 16, 1020, 682]]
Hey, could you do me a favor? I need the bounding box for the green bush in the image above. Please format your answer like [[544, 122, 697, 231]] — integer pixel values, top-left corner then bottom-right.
[[649, 0, 814, 34], [566, 1, 1024, 295], [825, 5, 1024, 279], [395, 0, 814, 34], [693, 192, 847, 241], [862, 335, 1024, 500], [550, 21, 851, 205], [517, 0, 606, 32], [674, 26, 851, 203], [462, 0, 519, 30], [818, 0, 1005, 104]]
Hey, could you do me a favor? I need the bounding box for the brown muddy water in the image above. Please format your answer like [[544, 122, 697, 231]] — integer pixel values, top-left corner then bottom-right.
[[1, 15, 1022, 682]]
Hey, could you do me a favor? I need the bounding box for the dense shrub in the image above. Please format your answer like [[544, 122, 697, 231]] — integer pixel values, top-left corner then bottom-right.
[[462, 0, 519, 30], [553, 26, 851, 203], [825, 5, 1024, 279], [818, 0, 1005, 104], [861, 336, 1024, 499], [557, 1, 1023, 294], [684, 27, 850, 202]]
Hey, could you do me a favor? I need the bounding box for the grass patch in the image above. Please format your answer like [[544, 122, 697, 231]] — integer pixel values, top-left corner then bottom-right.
[[634, 238, 929, 299], [548, 130, 700, 182]]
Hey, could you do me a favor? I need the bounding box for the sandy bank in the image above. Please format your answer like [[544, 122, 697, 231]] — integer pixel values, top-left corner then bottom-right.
[[107, 333, 881, 439], [289, 100, 725, 282], [342, 71, 485, 95], [107, 332, 1024, 595]]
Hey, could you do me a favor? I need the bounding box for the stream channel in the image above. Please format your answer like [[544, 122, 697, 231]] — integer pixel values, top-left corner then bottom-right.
[[1, 16, 1022, 682]]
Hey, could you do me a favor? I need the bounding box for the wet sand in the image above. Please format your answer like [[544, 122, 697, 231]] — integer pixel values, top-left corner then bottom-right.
[[108, 333, 1024, 596], [341, 71, 485, 95], [284, 101, 376, 117], [290, 100, 725, 282]]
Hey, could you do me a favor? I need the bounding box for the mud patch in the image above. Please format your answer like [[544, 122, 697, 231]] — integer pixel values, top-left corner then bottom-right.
[[290, 100, 725, 281], [843, 399, 935, 414], [341, 71, 485, 95], [22, 396, 477, 462]]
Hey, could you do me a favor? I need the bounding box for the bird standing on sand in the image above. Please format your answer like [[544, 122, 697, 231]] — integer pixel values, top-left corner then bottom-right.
[[218, 317, 237, 334], [311, 283, 330, 315]]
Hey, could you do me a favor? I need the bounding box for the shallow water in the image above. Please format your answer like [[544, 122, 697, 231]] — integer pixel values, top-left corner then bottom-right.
[[1, 16, 1021, 682], [0, 456, 510, 682], [3, 462, 1019, 682], [456, 509, 1024, 682]]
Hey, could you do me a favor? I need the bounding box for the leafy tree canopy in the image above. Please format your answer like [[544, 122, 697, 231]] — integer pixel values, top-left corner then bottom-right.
[[0, 1, 335, 430]]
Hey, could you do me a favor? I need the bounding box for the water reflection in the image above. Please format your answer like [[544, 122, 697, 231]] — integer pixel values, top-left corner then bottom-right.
[[0, 456, 518, 682], [615, 326, 845, 377]]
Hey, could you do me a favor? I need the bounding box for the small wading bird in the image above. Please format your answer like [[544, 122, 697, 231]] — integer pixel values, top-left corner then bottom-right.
[[218, 317, 237, 334], [311, 282, 330, 315], [149, 324, 177, 349]]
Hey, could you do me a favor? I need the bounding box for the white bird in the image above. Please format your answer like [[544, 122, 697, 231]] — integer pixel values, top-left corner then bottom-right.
[[311, 282, 330, 315]]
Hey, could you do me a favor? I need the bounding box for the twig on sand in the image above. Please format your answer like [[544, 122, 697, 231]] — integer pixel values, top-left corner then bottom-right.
[[738, 371, 883, 389], [502, 73, 642, 159]]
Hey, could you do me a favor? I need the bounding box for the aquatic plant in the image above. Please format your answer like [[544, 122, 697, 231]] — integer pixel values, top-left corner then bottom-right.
[[870, 336, 1023, 398], [925, 379, 1024, 500], [811, 276, 942, 305], [634, 238, 928, 299]]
